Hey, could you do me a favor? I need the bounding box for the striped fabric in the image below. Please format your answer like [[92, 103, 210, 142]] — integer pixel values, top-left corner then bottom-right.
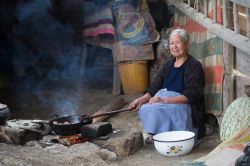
[[83, 1, 115, 39], [173, 1, 223, 116]]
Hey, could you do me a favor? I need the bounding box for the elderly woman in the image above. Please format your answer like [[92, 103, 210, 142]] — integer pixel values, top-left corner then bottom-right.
[[129, 28, 206, 144]]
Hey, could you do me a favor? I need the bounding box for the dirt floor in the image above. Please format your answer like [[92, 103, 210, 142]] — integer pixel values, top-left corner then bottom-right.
[[0, 85, 221, 166]]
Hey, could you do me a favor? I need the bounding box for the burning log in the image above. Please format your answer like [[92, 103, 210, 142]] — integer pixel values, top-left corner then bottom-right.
[[58, 134, 86, 146]]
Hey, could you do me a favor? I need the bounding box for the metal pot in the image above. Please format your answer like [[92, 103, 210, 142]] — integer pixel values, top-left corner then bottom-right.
[[0, 103, 11, 125], [49, 108, 132, 136]]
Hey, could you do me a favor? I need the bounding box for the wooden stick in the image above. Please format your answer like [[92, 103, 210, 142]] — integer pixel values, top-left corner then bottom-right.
[[92, 96, 126, 123], [91, 108, 132, 119], [233, 2, 239, 33], [0, 127, 13, 144]]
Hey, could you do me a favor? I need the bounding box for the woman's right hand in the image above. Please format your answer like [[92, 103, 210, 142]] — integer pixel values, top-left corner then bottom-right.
[[129, 93, 151, 112], [129, 98, 142, 112]]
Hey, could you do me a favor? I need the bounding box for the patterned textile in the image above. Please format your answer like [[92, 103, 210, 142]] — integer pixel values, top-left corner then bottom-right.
[[112, 0, 159, 45], [196, 127, 250, 166], [139, 89, 195, 135], [220, 97, 250, 141], [83, 0, 115, 41], [173, 1, 223, 116]]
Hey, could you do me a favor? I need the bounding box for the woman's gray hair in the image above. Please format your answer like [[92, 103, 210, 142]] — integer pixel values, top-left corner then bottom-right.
[[169, 28, 189, 43]]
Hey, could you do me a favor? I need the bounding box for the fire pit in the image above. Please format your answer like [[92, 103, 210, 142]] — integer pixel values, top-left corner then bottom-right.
[[49, 108, 132, 136]]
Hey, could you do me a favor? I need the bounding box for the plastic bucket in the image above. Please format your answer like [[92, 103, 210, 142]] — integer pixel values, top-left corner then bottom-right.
[[117, 61, 148, 94]]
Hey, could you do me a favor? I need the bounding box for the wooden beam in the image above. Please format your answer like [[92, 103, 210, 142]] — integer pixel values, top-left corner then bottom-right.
[[188, 0, 191, 8], [233, 2, 239, 33], [222, 0, 235, 113], [213, 0, 217, 23], [247, 8, 250, 38], [112, 43, 121, 95], [222, 41, 235, 113], [230, 0, 250, 8], [166, 0, 250, 55], [204, 0, 208, 17], [222, 0, 227, 27]]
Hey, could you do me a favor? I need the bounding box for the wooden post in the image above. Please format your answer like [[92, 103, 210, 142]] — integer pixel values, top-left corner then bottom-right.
[[223, 1, 235, 114], [204, 0, 208, 17], [222, 42, 235, 113], [233, 2, 239, 33], [247, 8, 250, 38], [222, 0, 228, 27], [213, 0, 217, 23], [194, 0, 198, 12], [188, 0, 191, 7], [80, 43, 88, 76], [112, 44, 121, 95]]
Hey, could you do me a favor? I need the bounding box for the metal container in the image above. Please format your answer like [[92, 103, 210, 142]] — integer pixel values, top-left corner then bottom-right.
[[153, 131, 195, 157]]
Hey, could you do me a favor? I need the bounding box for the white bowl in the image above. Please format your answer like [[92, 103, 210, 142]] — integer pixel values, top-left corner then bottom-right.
[[153, 131, 195, 157]]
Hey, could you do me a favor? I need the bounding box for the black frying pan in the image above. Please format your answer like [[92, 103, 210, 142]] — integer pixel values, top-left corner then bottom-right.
[[49, 108, 132, 136]]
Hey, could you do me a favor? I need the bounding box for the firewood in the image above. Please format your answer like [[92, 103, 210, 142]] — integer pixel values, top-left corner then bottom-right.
[[0, 126, 13, 144]]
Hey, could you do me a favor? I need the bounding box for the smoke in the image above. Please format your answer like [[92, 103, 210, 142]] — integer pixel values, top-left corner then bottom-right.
[[13, 0, 83, 116]]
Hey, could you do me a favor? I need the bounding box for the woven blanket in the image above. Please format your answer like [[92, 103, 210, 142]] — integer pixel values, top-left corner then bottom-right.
[[173, 1, 223, 116], [83, 0, 115, 40]]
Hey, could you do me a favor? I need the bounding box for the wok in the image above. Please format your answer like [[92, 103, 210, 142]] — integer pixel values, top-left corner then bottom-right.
[[49, 108, 132, 136]]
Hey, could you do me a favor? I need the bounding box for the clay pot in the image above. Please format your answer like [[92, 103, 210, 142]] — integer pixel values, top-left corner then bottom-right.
[[0, 104, 10, 125]]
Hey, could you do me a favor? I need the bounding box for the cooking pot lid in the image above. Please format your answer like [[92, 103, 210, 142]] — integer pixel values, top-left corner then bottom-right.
[[0, 103, 7, 110]]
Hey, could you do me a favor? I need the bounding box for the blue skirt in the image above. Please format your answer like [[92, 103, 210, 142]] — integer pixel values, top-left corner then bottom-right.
[[139, 89, 195, 135]]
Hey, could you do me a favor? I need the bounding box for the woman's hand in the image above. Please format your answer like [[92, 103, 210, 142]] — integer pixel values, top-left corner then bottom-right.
[[129, 98, 143, 112], [129, 93, 151, 112], [148, 96, 165, 104]]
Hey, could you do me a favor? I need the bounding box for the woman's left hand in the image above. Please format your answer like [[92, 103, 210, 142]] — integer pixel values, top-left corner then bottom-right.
[[148, 96, 165, 104]]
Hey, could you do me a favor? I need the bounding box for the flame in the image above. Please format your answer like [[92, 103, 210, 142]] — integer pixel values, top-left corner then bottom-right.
[[59, 134, 86, 146]]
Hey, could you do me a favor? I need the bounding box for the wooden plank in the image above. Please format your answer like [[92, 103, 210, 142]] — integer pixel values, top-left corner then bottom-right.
[[112, 46, 121, 95], [194, 0, 198, 12], [230, 0, 250, 8], [166, 0, 250, 55], [235, 48, 250, 77], [247, 8, 250, 37], [113, 42, 154, 63], [213, 0, 217, 23], [222, 0, 227, 27], [233, 2, 239, 33], [222, 41, 235, 113], [204, 0, 208, 17]]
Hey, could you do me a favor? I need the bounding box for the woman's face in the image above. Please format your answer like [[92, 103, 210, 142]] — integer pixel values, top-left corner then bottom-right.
[[169, 34, 188, 58]]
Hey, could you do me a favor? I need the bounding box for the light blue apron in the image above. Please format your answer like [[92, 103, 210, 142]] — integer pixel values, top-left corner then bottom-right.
[[139, 89, 195, 135]]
